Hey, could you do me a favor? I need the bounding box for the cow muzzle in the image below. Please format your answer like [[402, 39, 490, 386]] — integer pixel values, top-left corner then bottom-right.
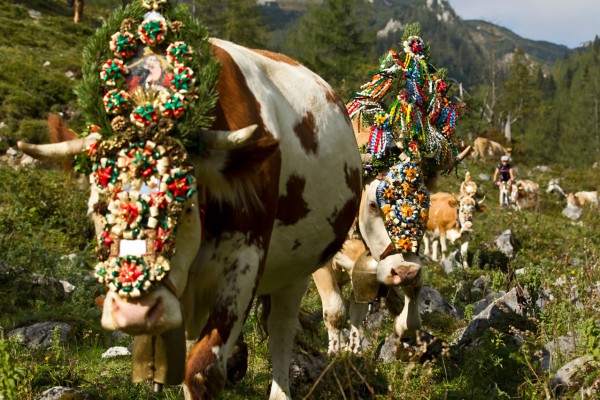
[[376, 252, 422, 287], [101, 285, 182, 334]]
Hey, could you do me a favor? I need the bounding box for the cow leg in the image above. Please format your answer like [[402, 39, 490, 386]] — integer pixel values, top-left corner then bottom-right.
[[393, 253, 422, 339], [73, 0, 83, 23], [268, 278, 309, 400], [431, 237, 440, 261], [439, 233, 448, 260], [422, 234, 431, 258], [312, 266, 345, 355], [459, 233, 470, 269], [184, 242, 263, 399], [346, 299, 369, 354]]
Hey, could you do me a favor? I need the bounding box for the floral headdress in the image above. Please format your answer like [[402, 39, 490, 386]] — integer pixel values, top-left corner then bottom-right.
[[347, 23, 464, 253], [75, 0, 219, 297]]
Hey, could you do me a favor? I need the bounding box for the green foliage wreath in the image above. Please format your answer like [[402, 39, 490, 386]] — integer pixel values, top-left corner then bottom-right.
[[74, 1, 220, 155]]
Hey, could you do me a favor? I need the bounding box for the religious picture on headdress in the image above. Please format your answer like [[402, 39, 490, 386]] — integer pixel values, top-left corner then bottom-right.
[[126, 50, 171, 93]]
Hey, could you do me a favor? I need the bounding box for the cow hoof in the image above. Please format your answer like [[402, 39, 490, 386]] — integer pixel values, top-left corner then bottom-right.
[[227, 339, 248, 383]]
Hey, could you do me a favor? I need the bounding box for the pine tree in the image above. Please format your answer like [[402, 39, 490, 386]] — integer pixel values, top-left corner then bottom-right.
[[191, 0, 268, 48], [284, 0, 376, 99], [497, 49, 542, 151]]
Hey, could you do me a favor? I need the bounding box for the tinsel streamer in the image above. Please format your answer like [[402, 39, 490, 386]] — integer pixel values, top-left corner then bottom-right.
[[388, 99, 402, 125], [357, 74, 394, 103], [367, 125, 392, 159]]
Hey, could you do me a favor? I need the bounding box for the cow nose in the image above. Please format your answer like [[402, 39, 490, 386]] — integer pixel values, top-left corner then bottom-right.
[[111, 295, 164, 333], [390, 263, 421, 286]]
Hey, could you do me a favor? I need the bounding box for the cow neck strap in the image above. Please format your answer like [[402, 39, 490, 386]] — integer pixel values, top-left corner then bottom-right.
[[163, 277, 178, 297], [379, 242, 396, 260]]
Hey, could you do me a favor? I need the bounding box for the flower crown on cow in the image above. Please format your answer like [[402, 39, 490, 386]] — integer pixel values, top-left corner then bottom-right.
[[347, 23, 464, 253], [74, 0, 219, 297]]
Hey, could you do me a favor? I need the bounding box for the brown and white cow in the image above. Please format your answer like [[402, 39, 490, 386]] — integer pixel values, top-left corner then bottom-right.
[[511, 179, 540, 212], [421, 192, 477, 268], [567, 191, 599, 209], [471, 137, 511, 161], [19, 38, 363, 400], [312, 115, 471, 354]]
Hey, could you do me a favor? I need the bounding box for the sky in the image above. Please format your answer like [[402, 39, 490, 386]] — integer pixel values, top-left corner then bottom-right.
[[447, 0, 600, 49]]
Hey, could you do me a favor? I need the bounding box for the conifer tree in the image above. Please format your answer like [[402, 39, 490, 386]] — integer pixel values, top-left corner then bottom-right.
[[192, 0, 267, 48], [284, 0, 376, 98], [497, 48, 542, 150]]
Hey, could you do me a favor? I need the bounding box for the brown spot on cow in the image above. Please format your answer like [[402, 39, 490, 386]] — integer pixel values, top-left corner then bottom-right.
[[276, 174, 309, 226], [252, 49, 302, 66], [319, 164, 361, 263], [294, 112, 319, 155], [317, 80, 351, 120], [345, 164, 362, 200], [186, 328, 225, 399], [250, 48, 302, 66], [320, 197, 361, 264], [211, 46, 263, 130]]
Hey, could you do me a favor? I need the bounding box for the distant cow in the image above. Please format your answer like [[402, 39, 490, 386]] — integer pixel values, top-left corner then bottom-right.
[[422, 193, 478, 268], [546, 178, 566, 198], [472, 137, 511, 161], [567, 191, 599, 209], [511, 180, 540, 211]]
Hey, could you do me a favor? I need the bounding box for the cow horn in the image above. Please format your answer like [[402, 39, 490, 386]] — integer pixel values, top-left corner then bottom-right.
[[477, 195, 486, 205], [200, 124, 258, 150], [443, 145, 472, 174], [17, 133, 101, 162], [457, 145, 472, 162]]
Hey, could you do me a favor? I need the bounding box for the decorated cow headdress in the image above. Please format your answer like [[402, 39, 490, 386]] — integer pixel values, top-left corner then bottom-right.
[[74, 0, 219, 298], [347, 23, 465, 253]]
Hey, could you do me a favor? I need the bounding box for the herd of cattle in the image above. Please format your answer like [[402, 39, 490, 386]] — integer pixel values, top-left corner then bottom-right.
[[17, 55, 599, 400]]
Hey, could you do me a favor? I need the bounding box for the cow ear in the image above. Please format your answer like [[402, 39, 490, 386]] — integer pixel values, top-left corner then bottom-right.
[[449, 199, 458, 207], [223, 133, 280, 175]]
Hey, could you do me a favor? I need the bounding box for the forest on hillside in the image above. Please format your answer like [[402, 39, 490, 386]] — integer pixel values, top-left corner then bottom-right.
[[1, 0, 599, 167]]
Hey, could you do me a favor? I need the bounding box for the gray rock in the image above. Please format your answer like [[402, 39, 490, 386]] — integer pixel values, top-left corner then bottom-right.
[[8, 322, 71, 349], [471, 275, 491, 296], [101, 346, 131, 358], [473, 291, 506, 315], [28, 9, 42, 19], [550, 355, 596, 396], [539, 336, 579, 372], [60, 280, 76, 293], [35, 386, 90, 400], [440, 250, 464, 274], [375, 334, 399, 363], [419, 285, 460, 318], [494, 229, 519, 258], [533, 165, 551, 173], [455, 287, 530, 347]]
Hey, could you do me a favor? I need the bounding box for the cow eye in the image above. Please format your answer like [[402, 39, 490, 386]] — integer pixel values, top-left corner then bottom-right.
[[369, 201, 378, 211]]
